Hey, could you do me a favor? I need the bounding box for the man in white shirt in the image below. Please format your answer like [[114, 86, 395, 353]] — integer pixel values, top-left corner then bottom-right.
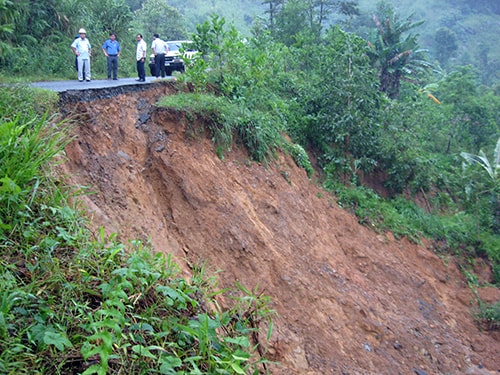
[[136, 34, 147, 82], [71, 28, 91, 82], [151, 33, 168, 78]]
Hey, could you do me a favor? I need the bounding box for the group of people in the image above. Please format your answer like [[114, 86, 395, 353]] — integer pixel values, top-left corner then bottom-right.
[[137, 33, 170, 81], [70, 28, 170, 82]]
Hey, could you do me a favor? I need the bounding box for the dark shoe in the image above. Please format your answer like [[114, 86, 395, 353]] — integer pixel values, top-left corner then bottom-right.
[[79, 80, 84, 82], [113, 78, 118, 80], [139, 79, 145, 82], [86, 79, 91, 82], [135, 79, 142, 81]]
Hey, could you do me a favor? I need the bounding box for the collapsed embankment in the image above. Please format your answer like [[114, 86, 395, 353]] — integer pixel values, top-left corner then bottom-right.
[[57, 82, 499, 374]]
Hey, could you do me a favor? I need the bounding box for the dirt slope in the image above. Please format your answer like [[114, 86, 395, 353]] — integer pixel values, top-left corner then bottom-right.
[[57, 82, 500, 374]]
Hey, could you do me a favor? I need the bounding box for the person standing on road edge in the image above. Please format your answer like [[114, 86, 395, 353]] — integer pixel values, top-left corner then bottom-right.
[[71, 28, 91, 82], [102, 32, 120, 80], [73, 36, 79, 72], [151, 33, 168, 78], [136, 34, 147, 82]]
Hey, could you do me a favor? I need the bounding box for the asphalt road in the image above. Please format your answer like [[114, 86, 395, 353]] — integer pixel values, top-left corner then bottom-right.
[[32, 76, 173, 92]]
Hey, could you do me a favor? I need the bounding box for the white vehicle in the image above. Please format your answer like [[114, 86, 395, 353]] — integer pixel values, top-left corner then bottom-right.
[[149, 40, 197, 76]]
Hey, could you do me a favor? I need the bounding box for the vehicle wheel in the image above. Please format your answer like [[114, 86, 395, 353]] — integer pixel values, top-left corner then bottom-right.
[[166, 68, 172, 76]]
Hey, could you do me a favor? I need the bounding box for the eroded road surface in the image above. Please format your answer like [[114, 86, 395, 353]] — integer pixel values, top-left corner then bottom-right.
[[32, 76, 172, 93]]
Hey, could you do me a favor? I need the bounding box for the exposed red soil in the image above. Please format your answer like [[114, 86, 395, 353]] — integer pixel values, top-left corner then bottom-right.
[[57, 82, 500, 374]]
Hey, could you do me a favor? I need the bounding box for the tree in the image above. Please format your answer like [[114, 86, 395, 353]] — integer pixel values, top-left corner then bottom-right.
[[289, 26, 383, 182], [312, 0, 360, 26], [0, 0, 17, 59], [273, 0, 312, 45], [262, 0, 285, 30], [84, 0, 132, 37], [133, 0, 187, 40], [266, 0, 359, 45], [366, 1, 431, 99], [2, 0, 70, 42], [434, 27, 458, 67], [436, 66, 499, 152], [124, 0, 145, 11]]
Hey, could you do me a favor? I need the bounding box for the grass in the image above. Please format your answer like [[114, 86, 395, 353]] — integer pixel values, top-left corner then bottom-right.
[[158, 92, 313, 175], [158, 91, 283, 163], [0, 85, 275, 374]]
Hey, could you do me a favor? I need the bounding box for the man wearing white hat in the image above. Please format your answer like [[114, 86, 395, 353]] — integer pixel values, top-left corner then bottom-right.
[[71, 28, 92, 82]]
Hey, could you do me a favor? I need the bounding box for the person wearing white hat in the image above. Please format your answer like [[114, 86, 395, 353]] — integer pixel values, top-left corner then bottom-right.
[[71, 28, 92, 82]]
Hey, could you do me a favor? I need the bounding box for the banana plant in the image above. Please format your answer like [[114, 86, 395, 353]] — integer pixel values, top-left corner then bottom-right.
[[366, 1, 431, 99], [461, 137, 500, 234], [461, 137, 500, 185]]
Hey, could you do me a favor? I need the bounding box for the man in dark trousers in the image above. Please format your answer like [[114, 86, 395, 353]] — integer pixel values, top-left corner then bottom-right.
[[102, 32, 121, 80], [151, 33, 168, 78], [135, 34, 147, 82]]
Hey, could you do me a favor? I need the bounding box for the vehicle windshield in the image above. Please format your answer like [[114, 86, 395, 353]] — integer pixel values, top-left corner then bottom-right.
[[167, 42, 182, 52], [166, 41, 193, 53]]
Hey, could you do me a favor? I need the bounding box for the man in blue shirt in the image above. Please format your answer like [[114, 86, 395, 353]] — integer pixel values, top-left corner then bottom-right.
[[102, 32, 121, 80]]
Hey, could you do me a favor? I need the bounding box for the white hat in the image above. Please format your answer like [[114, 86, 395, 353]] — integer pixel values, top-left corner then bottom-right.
[[78, 28, 86, 34]]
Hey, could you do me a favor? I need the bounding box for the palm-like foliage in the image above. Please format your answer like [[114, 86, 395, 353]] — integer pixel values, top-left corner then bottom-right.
[[366, 1, 431, 98], [461, 137, 500, 185], [0, 0, 16, 58], [461, 137, 500, 233], [0, 0, 72, 74], [0, 0, 15, 35]]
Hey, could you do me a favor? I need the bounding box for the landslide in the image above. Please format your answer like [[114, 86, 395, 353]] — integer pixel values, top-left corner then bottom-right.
[[57, 82, 500, 374]]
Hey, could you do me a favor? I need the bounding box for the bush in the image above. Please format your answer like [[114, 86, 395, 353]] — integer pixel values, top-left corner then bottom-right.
[[286, 143, 314, 178], [476, 302, 500, 331]]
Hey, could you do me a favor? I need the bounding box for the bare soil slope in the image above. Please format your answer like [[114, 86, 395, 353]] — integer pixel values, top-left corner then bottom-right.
[[58, 83, 499, 374]]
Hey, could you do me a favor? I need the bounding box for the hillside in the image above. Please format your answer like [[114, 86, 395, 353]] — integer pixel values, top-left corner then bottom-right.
[[171, 0, 500, 84], [57, 82, 500, 374]]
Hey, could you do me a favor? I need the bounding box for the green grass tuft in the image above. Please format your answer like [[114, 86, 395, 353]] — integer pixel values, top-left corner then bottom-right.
[[159, 92, 286, 164]]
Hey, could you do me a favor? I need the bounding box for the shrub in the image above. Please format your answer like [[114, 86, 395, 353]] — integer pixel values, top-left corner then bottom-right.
[[286, 143, 314, 178], [476, 302, 500, 331]]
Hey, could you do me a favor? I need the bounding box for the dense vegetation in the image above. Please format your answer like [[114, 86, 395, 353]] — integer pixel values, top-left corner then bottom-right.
[[163, 11, 500, 287], [1, 0, 499, 84], [1, 0, 499, 372]]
